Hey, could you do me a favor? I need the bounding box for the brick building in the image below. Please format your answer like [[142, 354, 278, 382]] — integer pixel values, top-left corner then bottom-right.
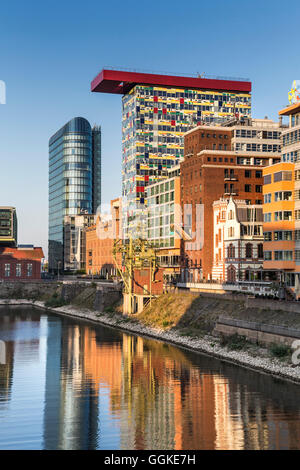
[[181, 118, 282, 281], [85, 198, 122, 277], [0, 246, 44, 281], [132, 268, 164, 295]]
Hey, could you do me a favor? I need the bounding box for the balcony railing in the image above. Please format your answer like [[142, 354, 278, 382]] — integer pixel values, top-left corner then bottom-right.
[[224, 175, 238, 181], [224, 188, 238, 196]]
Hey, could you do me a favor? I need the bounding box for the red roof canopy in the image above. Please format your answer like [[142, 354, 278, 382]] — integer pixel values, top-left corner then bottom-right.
[[91, 69, 251, 95]]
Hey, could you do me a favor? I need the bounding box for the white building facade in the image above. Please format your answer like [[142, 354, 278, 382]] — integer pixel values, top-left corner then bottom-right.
[[212, 198, 264, 283]]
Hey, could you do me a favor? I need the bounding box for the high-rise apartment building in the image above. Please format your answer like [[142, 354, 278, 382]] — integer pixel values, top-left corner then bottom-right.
[[48, 117, 101, 271], [0, 207, 17, 247], [146, 165, 181, 283], [91, 69, 251, 236]]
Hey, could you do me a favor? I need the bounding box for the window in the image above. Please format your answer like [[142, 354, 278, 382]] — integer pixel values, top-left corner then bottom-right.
[[284, 211, 292, 221], [4, 264, 10, 277], [27, 263, 33, 277], [264, 232, 272, 241], [284, 231, 293, 240], [295, 230, 300, 240], [264, 251, 272, 261], [245, 243, 253, 258], [264, 193, 271, 203], [16, 264, 21, 277], [245, 170, 252, 178], [255, 185, 262, 193], [274, 171, 292, 182], [264, 174, 271, 185], [227, 243, 235, 258], [275, 191, 292, 201], [245, 184, 251, 192], [274, 251, 293, 261], [256, 170, 262, 178], [257, 244, 263, 258], [284, 251, 293, 261], [264, 213, 271, 222]]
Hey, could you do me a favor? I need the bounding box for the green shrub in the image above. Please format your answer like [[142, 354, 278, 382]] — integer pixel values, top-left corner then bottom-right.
[[45, 294, 67, 308], [104, 305, 114, 313], [221, 333, 248, 351], [270, 343, 291, 358]]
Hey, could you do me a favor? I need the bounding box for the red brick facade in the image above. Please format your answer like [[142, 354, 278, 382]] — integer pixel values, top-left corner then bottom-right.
[[181, 126, 265, 280], [133, 268, 164, 295], [0, 247, 44, 281]]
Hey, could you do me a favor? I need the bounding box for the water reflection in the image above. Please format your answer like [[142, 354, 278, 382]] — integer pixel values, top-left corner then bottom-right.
[[0, 307, 300, 450]]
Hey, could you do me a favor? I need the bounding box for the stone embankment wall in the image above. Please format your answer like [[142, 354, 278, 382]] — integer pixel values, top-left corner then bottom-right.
[[0, 280, 122, 312], [214, 317, 300, 347], [245, 297, 300, 314], [0, 281, 59, 300]]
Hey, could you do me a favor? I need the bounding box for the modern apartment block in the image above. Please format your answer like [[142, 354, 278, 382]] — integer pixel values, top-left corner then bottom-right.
[[146, 165, 181, 283], [91, 69, 251, 236], [181, 118, 282, 282], [48, 117, 101, 272], [0, 207, 17, 247], [262, 101, 300, 289], [263, 162, 294, 283], [212, 198, 264, 283], [230, 117, 282, 157], [63, 213, 95, 272]]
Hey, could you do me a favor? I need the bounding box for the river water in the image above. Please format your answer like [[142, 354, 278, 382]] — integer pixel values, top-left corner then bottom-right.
[[0, 306, 300, 450]]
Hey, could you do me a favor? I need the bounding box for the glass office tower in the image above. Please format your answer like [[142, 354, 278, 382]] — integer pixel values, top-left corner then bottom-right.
[[48, 117, 101, 272]]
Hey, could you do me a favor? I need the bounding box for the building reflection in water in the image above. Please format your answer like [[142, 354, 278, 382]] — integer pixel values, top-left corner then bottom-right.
[[1, 309, 300, 450], [41, 315, 300, 450], [0, 309, 42, 405]]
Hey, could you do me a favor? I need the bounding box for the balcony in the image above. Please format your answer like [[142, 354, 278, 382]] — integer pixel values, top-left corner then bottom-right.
[[224, 175, 238, 181], [224, 188, 238, 196]]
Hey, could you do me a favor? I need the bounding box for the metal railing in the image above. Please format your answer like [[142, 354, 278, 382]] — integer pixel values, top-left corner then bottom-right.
[[99, 66, 251, 82]]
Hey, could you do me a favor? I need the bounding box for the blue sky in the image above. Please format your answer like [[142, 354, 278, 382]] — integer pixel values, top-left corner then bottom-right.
[[0, 0, 299, 257]]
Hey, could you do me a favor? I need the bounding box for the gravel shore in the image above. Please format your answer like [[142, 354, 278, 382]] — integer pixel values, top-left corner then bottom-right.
[[1, 298, 300, 385]]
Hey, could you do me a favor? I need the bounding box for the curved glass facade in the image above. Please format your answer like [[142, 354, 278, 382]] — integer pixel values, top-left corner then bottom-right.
[[48, 117, 101, 271]]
